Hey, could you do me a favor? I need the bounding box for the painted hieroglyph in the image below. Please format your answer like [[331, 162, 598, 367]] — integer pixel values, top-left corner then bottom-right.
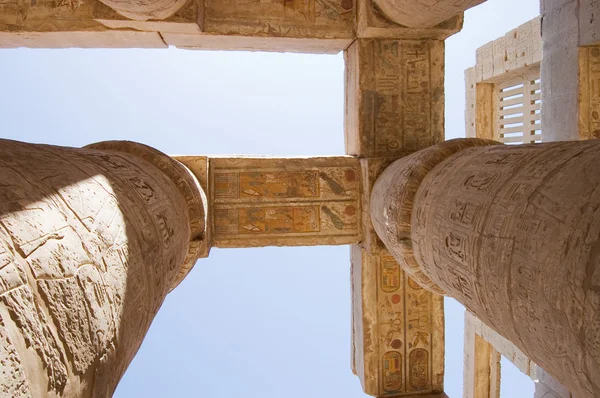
[[207, 157, 361, 248], [351, 246, 444, 396]]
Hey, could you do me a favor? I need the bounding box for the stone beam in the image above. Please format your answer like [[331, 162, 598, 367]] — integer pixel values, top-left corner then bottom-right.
[[371, 138, 600, 398], [370, 0, 485, 29], [177, 156, 361, 248], [0, 0, 467, 50], [541, 0, 600, 141], [0, 139, 206, 396], [0, 0, 354, 51]]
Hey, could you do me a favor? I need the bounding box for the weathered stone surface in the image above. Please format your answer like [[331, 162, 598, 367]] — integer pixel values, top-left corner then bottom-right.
[[0, 139, 205, 396], [355, 0, 463, 40], [198, 0, 354, 40], [350, 246, 444, 397], [161, 34, 352, 54], [345, 38, 445, 157], [472, 16, 542, 83], [541, 0, 581, 142], [346, 40, 447, 393], [540, 0, 600, 142], [468, 313, 535, 377], [370, 0, 484, 29], [465, 17, 542, 144], [370, 139, 498, 293], [463, 312, 501, 398], [534, 367, 572, 398], [0, 0, 356, 52], [372, 139, 600, 398], [205, 157, 361, 248]]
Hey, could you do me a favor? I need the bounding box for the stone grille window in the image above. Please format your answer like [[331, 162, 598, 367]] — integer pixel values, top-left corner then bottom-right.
[[496, 70, 542, 144]]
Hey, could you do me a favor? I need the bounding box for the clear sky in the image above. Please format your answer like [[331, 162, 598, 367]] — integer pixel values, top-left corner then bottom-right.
[[0, 0, 541, 396]]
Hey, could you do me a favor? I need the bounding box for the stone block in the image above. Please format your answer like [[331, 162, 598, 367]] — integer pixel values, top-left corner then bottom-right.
[[198, 0, 354, 40], [206, 156, 361, 248], [345, 38, 445, 157]]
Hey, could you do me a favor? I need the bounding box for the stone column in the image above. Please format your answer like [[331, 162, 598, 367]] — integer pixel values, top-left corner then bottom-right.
[[0, 139, 205, 397], [371, 138, 600, 398]]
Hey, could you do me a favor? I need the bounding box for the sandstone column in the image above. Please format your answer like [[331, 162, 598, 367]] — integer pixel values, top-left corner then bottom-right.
[[371, 138, 600, 398], [0, 139, 205, 397]]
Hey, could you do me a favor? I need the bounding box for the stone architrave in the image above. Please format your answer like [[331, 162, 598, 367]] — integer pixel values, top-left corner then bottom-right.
[[179, 156, 362, 248], [0, 0, 355, 52], [371, 138, 600, 398], [0, 139, 205, 397]]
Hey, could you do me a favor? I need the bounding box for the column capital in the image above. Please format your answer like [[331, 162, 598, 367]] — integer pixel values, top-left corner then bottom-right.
[[370, 138, 498, 294], [86, 141, 207, 289]]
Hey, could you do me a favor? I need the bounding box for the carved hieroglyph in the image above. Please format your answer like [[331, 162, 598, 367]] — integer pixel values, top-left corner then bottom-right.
[[351, 159, 445, 398], [370, 0, 484, 29], [0, 0, 355, 52], [351, 246, 444, 396], [198, 157, 362, 248], [345, 39, 445, 158], [0, 139, 205, 397], [372, 138, 600, 398], [345, 35, 446, 397]]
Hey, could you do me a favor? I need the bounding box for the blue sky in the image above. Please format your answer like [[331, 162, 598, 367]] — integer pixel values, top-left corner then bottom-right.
[[0, 0, 541, 396]]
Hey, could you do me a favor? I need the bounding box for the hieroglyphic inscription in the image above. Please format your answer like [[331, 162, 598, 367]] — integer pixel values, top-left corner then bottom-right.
[[0, 139, 194, 396], [345, 39, 444, 157], [471, 17, 542, 84], [409, 141, 600, 397], [350, 248, 442, 396], [0, 0, 200, 48], [200, 0, 354, 39], [210, 157, 360, 248]]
